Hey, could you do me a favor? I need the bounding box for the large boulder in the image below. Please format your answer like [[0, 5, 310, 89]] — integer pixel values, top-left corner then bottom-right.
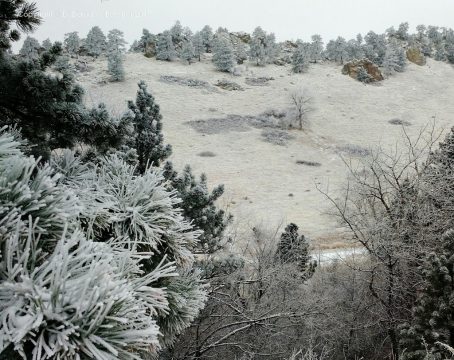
[[406, 47, 426, 66], [342, 59, 384, 82], [231, 31, 251, 44]]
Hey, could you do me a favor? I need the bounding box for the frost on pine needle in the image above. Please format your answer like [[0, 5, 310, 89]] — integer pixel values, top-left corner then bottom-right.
[[0, 130, 207, 358], [59, 154, 202, 268], [0, 226, 174, 359]]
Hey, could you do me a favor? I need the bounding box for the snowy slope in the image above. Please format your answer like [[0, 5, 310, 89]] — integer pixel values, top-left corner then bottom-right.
[[77, 53, 454, 247]]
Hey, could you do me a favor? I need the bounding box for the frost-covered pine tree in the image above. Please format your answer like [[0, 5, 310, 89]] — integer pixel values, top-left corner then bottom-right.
[[395, 22, 410, 41], [446, 30, 454, 64], [163, 163, 232, 258], [0, 0, 41, 51], [364, 31, 387, 65], [200, 25, 214, 52], [357, 66, 373, 83], [212, 35, 235, 72], [346, 37, 364, 60], [181, 39, 195, 64], [416, 24, 427, 41], [107, 28, 127, 53], [234, 40, 248, 64], [434, 42, 446, 61], [42, 38, 52, 51], [1, 41, 126, 160], [19, 36, 40, 60], [264, 32, 279, 64], [156, 30, 177, 61], [135, 28, 155, 52], [275, 223, 317, 279], [419, 36, 433, 57], [170, 20, 184, 44], [309, 34, 323, 63], [125, 81, 172, 171], [0, 130, 206, 359], [249, 26, 267, 65], [183, 26, 193, 40], [382, 41, 406, 75], [426, 26, 442, 51], [325, 36, 347, 63], [107, 51, 125, 81], [399, 230, 454, 360], [192, 31, 205, 61], [129, 39, 140, 52], [215, 27, 229, 36], [64, 31, 80, 55], [292, 41, 310, 73], [85, 26, 106, 57]]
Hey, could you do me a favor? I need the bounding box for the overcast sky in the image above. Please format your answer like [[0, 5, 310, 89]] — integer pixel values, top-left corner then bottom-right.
[[28, 0, 454, 47]]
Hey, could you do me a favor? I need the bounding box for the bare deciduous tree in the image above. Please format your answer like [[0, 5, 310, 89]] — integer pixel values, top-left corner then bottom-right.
[[163, 226, 322, 360], [317, 123, 445, 360], [290, 87, 312, 130]]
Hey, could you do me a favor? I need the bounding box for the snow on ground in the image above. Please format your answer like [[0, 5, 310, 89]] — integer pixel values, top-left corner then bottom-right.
[[76, 53, 454, 247]]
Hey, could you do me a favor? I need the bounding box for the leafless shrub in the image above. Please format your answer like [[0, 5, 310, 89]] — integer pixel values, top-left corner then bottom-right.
[[335, 144, 371, 157], [166, 225, 322, 360], [318, 122, 445, 359], [288, 346, 330, 360], [245, 76, 275, 86], [290, 86, 312, 130], [187, 110, 287, 135], [261, 129, 295, 146], [186, 115, 251, 134], [160, 75, 218, 91]]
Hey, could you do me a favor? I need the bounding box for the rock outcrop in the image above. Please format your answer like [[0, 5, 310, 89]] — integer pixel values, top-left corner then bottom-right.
[[406, 47, 426, 66], [342, 59, 384, 82], [231, 32, 251, 44], [144, 41, 156, 58]]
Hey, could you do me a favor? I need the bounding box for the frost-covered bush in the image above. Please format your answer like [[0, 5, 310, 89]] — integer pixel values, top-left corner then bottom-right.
[[261, 128, 295, 146], [54, 54, 72, 73], [0, 130, 207, 359], [357, 66, 373, 83]]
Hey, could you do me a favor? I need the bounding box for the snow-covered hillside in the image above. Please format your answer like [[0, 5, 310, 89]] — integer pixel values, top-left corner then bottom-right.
[[77, 53, 454, 247]]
